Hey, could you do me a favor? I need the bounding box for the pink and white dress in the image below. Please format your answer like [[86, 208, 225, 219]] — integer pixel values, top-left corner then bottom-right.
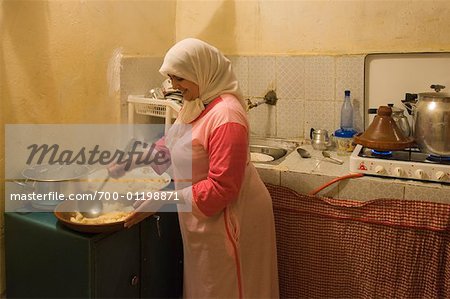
[[155, 94, 279, 298]]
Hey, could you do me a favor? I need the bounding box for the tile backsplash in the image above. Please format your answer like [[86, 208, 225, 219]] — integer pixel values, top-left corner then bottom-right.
[[238, 55, 365, 139], [121, 54, 366, 139]]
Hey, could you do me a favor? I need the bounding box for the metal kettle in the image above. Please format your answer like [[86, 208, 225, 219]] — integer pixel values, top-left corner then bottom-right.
[[390, 105, 411, 137], [402, 84, 450, 156], [310, 128, 332, 150]]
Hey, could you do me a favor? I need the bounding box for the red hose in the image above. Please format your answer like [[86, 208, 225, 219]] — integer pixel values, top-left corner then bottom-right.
[[309, 173, 364, 196]]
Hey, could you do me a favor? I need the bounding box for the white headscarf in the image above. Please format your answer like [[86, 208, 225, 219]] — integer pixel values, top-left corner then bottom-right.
[[159, 38, 245, 123]]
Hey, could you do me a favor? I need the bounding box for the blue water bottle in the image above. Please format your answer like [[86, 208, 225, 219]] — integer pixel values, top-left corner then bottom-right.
[[340, 90, 353, 130], [336, 90, 357, 155]]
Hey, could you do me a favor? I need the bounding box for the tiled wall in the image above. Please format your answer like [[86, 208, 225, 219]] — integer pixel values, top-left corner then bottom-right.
[[120, 56, 450, 202], [121, 54, 366, 139], [120, 56, 165, 123], [230, 55, 365, 139]]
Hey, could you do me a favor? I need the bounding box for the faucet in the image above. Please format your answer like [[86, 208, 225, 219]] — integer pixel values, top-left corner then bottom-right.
[[246, 90, 278, 110]]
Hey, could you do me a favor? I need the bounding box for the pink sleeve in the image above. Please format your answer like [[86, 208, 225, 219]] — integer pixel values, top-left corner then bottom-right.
[[150, 137, 171, 175], [192, 122, 248, 217]]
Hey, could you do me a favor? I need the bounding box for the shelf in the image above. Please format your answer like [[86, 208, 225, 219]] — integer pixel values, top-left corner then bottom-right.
[[127, 95, 182, 134]]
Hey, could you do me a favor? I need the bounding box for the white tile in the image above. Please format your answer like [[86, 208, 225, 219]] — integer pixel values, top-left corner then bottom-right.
[[404, 183, 450, 204], [276, 98, 304, 138], [248, 104, 277, 137], [248, 56, 276, 97], [121, 57, 164, 97], [228, 56, 249, 97], [304, 101, 336, 135], [313, 156, 349, 177], [335, 55, 365, 103], [120, 56, 165, 122], [304, 56, 335, 101], [276, 56, 305, 99], [338, 176, 404, 201], [334, 102, 342, 133], [352, 98, 364, 133], [280, 146, 321, 173], [335, 56, 365, 133], [281, 171, 338, 198]]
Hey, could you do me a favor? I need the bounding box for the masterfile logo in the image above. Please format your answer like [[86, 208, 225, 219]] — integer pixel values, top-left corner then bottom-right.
[[4, 124, 193, 213]]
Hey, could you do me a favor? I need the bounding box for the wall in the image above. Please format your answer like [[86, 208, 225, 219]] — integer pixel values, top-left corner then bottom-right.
[[176, 0, 450, 55], [2, 0, 175, 124], [120, 54, 365, 141], [233, 54, 365, 139], [2, 0, 450, 295], [173, 0, 450, 140], [0, 0, 176, 294]]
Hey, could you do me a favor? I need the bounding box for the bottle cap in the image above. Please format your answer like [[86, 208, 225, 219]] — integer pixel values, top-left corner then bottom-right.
[[335, 128, 357, 138], [344, 90, 350, 96]]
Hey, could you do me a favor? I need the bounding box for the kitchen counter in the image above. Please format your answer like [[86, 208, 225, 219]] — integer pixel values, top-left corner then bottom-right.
[[254, 143, 450, 204]]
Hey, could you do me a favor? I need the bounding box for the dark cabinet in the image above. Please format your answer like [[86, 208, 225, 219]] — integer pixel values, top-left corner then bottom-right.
[[5, 211, 183, 298]]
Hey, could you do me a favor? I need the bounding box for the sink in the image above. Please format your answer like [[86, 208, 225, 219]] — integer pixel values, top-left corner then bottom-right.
[[249, 137, 300, 164], [250, 145, 287, 162]]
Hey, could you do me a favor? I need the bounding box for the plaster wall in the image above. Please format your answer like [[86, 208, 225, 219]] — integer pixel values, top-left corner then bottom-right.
[[1, 0, 176, 293], [176, 0, 450, 55]]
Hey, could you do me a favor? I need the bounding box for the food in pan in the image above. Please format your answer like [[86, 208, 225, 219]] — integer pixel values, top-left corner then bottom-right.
[[70, 211, 131, 224], [70, 202, 134, 225]]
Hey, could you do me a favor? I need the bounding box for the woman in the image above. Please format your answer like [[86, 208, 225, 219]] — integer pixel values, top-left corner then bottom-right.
[[113, 38, 279, 299]]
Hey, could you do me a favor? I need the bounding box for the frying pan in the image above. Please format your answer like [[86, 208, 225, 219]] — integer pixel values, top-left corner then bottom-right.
[[54, 200, 127, 233], [54, 167, 171, 233]]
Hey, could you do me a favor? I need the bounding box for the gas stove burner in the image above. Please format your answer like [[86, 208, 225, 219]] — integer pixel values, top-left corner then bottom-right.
[[371, 149, 393, 157], [426, 155, 450, 163], [351, 144, 450, 183]]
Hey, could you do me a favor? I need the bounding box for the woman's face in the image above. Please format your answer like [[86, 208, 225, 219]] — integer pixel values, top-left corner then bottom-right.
[[169, 75, 199, 102]]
